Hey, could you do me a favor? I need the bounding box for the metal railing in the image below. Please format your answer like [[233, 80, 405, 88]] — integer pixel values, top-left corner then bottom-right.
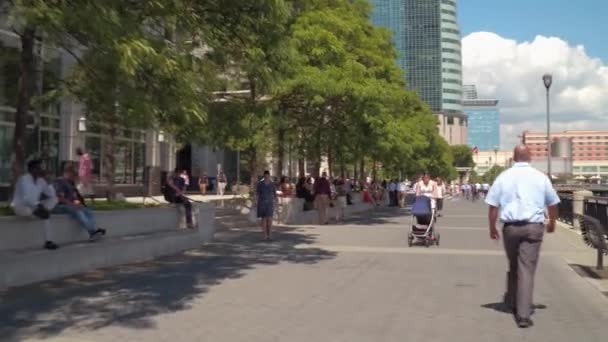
[[557, 193, 574, 224], [558, 194, 607, 270], [584, 197, 608, 230]]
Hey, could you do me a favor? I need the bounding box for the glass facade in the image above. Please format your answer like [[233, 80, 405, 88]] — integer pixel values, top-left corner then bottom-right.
[[466, 106, 500, 151], [1, 27, 147, 186], [370, 0, 463, 114], [1, 28, 62, 184]]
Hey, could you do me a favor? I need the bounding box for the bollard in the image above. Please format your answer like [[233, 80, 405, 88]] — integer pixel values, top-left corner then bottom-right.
[[572, 190, 593, 229]]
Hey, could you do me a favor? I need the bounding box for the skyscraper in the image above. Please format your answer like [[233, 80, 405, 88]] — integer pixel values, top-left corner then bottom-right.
[[370, 0, 466, 145], [464, 85, 500, 151]]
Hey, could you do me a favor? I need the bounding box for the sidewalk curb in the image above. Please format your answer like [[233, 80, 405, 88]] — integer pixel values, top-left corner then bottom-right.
[[557, 221, 582, 236]]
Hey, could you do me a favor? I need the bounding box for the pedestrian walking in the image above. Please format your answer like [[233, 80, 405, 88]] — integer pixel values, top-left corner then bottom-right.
[[76, 147, 94, 199], [435, 177, 446, 217], [485, 144, 560, 328], [314, 172, 332, 224], [256, 170, 277, 241], [398, 179, 407, 208], [335, 177, 347, 223], [388, 180, 398, 206], [217, 171, 227, 196], [198, 172, 208, 195]]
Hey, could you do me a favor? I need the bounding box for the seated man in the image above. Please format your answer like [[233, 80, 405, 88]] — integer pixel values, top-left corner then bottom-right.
[[11, 159, 59, 250], [167, 168, 195, 229], [53, 166, 106, 241]]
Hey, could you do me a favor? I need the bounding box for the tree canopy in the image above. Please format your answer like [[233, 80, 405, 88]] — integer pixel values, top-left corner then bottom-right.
[[5, 0, 461, 191]]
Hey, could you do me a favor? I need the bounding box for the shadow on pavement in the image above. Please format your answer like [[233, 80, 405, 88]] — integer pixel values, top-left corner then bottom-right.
[[0, 226, 335, 341], [345, 207, 411, 226], [481, 302, 547, 315]]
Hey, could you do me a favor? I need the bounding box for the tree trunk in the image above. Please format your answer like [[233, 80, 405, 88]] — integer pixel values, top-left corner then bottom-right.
[[372, 160, 377, 181], [11, 26, 35, 191], [298, 157, 305, 178], [248, 145, 258, 190], [277, 127, 285, 177], [327, 144, 333, 178], [359, 158, 365, 181]]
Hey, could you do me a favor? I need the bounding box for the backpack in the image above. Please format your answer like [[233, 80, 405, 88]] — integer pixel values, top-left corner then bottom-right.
[[162, 183, 176, 203]]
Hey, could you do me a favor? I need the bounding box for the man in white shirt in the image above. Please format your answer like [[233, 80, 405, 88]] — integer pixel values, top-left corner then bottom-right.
[[11, 160, 59, 250], [398, 179, 407, 208]]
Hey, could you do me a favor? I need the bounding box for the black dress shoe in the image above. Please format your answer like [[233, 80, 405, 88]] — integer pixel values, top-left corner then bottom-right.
[[44, 241, 59, 250], [515, 316, 533, 328]]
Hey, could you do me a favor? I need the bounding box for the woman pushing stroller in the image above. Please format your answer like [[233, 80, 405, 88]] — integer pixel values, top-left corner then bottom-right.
[[408, 173, 440, 247]]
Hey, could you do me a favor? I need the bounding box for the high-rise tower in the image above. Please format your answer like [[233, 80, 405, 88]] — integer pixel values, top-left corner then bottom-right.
[[370, 0, 466, 145]]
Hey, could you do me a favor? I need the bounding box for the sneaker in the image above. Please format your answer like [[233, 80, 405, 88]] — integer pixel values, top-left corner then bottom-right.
[[88, 229, 105, 242], [44, 241, 59, 250]]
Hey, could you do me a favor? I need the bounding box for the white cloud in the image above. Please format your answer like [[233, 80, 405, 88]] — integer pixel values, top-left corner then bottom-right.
[[462, 32, 608, 150]]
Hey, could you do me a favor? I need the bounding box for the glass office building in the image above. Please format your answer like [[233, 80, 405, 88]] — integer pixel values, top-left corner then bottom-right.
[[370, 0, 465, 144], [465, 99, 500, 151]]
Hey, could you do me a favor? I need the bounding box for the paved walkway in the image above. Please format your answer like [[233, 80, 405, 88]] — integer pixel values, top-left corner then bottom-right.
[[2, 199, 608, 341]]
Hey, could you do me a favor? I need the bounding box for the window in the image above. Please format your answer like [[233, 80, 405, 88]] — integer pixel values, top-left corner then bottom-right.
[[85, 129, 146, 185], [442, 57, 460, 63], [442, 38, 461, 45], [442, 48, 459, 54], [447, 116, 454, 125], [443, 99, 461, 104], [441, 28, 460, 35], [441, 9, 456, 16]]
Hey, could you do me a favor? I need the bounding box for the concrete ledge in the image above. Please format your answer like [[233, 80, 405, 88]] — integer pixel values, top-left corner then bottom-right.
[[0, 204, 216, 289], [0, 229, 205, 289], [0, 205, 214, 253]]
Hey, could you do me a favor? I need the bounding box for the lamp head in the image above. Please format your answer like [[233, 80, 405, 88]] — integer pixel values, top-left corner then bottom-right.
[[542, 73, 553, 89]]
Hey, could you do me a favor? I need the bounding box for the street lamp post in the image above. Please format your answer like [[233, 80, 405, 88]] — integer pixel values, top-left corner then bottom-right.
[[543, 74, 553, 178]]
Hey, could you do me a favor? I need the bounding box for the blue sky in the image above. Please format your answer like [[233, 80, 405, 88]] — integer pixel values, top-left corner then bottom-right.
[[459, 0, 608, 61]]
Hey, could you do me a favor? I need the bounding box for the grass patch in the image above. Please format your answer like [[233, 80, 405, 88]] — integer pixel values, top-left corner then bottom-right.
[[89, 201, 163, 211], [0, 206, 14, 216]]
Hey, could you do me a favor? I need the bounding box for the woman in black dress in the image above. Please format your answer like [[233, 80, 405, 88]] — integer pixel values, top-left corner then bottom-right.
[[257, 170, 277, 240]]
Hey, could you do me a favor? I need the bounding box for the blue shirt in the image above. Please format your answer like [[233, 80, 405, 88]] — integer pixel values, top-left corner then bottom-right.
[[485, 162, 560, 223]]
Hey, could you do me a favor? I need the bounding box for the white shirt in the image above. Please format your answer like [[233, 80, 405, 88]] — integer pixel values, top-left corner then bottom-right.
[[398, 181, 407, 192], [11, 174, 57, 209], [435, 184, 445, 198]]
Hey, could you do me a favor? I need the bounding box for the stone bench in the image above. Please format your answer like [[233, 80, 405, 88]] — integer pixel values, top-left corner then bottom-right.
[[0, 203, 215, 289]]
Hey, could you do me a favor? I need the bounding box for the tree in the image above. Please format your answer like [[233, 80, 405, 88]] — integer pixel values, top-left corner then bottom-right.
[[450, 145, 475, 168], [482, 165, 505, 184]]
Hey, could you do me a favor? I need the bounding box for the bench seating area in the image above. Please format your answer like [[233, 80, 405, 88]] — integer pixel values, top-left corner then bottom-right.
[[0, 204, 215, 289]]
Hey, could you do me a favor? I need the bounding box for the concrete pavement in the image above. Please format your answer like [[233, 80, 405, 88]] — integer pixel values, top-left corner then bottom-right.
[[2, 198, 608, 341]]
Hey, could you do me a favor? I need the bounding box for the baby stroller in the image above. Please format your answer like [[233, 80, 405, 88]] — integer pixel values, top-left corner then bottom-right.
[[408, 196, 440, 247]]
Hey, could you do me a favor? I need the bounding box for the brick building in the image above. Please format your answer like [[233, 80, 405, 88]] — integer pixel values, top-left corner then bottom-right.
[[522, 130, 608, 178]]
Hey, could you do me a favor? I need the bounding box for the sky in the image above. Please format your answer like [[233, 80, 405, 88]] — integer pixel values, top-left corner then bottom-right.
[[458, 0, 608, 150]]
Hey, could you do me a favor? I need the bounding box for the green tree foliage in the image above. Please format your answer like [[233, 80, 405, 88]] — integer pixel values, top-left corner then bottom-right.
[[482, 165, 505, 184], [274, 0, 454, 180], [5, 0, 459, 191], [450, 145, 475, 168]]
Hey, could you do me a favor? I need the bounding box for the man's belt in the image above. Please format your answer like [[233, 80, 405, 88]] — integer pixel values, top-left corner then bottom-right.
[[504, 221, 543, 227]]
